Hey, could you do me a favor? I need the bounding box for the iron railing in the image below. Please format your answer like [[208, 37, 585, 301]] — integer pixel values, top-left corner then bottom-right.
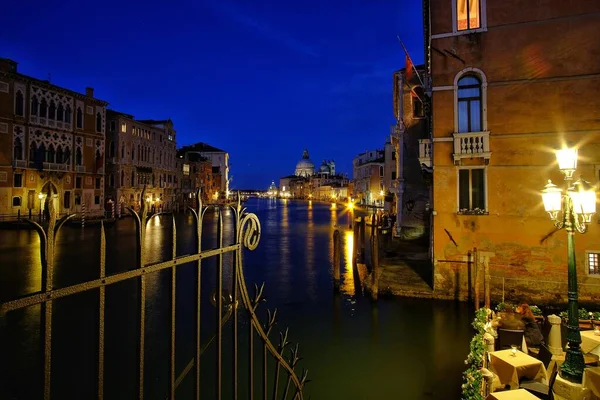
[[0, 186, 307, 399]]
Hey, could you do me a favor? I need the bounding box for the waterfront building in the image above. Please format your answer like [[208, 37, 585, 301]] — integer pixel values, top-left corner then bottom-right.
[[279, 175, 307, 198], [0, 58, 108, 218], [104, 111, 177, 213], [390, 65, 431, 239], [424, 0, 600, 302], [175, 150, 215, 207], [352, 148, 385, 206], [267, 180, 277, 197], [178, 142, 229, 195]]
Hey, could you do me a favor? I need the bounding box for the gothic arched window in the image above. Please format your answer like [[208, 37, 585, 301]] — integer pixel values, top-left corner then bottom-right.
[[76, 147, 82, 166], [15, 91, 24, 116], [49, 101, 56, 120], [57, 104, 64, 121], [56, 146, 63, 164], [65, 105, 72, 123], [40, 99, 47, 118], [96, 112, 102, 132], [47, 144, 55, 163], [31, 96, 39, 116], [29, 142, 37, 162], [76, 107, 83, 128], [13, 137, 23, 160]]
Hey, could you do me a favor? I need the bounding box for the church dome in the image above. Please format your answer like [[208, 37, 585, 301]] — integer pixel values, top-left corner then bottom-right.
[[319, 160, 330, 174], [295, 149, 314, 177]]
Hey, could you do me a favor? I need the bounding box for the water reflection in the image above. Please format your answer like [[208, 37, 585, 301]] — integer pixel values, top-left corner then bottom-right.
[[278, 199, 291, 298], [305, 204, 316, 301], [340, 230, 355, 296]]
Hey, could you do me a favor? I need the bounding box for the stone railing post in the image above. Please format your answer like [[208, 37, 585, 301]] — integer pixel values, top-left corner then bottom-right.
[[547, 314, 563, 355]]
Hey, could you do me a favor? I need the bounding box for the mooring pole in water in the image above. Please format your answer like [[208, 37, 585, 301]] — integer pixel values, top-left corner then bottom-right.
[[352, 218, 359, 268], [333, 229, 341, 291], [371, 218, 379, 301], [359, 217, 365, 264]]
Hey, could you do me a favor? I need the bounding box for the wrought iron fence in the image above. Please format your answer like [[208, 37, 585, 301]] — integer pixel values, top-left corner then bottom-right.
[[0, 187, 307, 399]]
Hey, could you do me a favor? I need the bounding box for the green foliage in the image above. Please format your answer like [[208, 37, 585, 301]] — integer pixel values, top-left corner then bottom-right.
[[530, 305, 542, 316], [579, 308, 590, 320], [461, 308, 490, 400], [559, 310, 568, 319], [494, 302, 515, 313], [592, 312, 600, 321]]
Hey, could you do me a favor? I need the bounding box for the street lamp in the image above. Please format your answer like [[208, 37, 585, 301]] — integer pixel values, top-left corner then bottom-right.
[[541, 146, 597, 383]]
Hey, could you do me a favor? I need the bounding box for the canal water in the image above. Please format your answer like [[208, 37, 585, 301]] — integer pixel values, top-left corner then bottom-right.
[[0, 198, 472, 399]]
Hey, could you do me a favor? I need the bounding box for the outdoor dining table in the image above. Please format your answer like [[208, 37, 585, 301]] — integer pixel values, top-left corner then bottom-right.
[[489, 349, 547, 390], [581, 330, 600, 355], [583, 366, 600, 399], [486, 388, 541, 400]]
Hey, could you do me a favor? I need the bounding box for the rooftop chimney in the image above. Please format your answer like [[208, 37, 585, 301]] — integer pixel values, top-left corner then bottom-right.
[[0, 58, 18, 73], [85, 87, 94, 97]]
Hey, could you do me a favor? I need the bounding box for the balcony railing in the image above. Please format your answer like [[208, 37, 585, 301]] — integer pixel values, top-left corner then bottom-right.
[[12, 159, 27, 168], [453, 131, 491, 164], [418, 139, 432, 168], [75, 165, 86, 173], [43, 162, 70, 172]]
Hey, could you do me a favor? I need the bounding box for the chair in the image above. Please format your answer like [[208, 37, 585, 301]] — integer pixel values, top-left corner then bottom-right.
[[497, 328, 525, 351], [520, 344, 558, 399]]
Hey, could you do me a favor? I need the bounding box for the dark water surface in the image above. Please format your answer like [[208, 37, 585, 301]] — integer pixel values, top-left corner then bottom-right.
[[0, 198, 472, 399]]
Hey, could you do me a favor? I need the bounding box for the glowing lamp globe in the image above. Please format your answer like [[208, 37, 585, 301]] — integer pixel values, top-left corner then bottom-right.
[[570, 178, 597, 223], [556, 147, 578, 179], [541, 180, 562, 220]]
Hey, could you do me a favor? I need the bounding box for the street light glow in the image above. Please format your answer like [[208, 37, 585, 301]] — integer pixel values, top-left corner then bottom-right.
[[556, 147, 578, 179]]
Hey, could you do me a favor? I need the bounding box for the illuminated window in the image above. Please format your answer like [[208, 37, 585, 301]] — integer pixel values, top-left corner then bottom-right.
[[457, 0, 480, 31], [588, 252, 600, 276], [457, 75, 482, 133], [121, 122, 127, 133], [458, 168, 486, 213]]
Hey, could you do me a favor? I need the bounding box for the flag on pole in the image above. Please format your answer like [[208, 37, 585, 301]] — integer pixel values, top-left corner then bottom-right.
[[397, 36, 426, 104]]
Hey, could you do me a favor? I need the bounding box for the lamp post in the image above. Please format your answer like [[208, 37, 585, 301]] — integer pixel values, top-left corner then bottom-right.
[[541, 146, 597, 383]]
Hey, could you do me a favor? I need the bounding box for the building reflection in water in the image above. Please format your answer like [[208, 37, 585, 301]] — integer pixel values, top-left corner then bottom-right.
[[278, 199, 291, 297], [305, 201, 316, 301], [340, 230, 355, 296]]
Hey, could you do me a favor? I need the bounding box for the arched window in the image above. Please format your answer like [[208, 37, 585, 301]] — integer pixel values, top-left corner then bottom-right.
[[137, 145, 141, 162], [109, 173, 114, 187], [96, 112, 102, 132], [29, 142, 37, 162], [457, 75, 482, 133], [64, 147, 71, 164], [121, 142, 125, 159], [47, 144, 55, 163], [131, 171, 135, 186], [49, 101, 56, 120], [120, 170, 124, 186], [95, 150, 101, 171], [57, 104, 64, 121], [65, 105, 72, 122], [76, 147, 82, 166], [14, 137, 23, 160], [131, 145, 135, 160], [38, 144, 46, 165], [56, 146, 63, 164], [31, 96, 39, 116], [76, 107, 83, 128], [15, 91, 24, 116], [108, 141, 115, 158], [40, 99, 48, 118]]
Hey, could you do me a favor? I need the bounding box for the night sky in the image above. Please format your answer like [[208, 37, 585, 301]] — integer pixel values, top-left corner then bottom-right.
[[2, 0, 423, 189]]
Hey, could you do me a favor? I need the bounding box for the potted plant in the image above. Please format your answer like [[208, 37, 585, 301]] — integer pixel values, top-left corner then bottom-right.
[[530, 305, 544, 323], [495, 302, 515, 313], [579, 308, 593, 330]]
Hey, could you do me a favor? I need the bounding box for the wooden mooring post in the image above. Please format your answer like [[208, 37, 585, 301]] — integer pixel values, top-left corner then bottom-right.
[[333, 228, 341, 292], [371, 214, 380, 301]]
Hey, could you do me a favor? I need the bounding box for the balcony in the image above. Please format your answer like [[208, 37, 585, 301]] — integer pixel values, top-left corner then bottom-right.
[[12, 160, 27, 168], [43, 162, 70, 172], [75, 165, 86, 173], [418, 139, 432, 168], [453, 131, 491, 164]]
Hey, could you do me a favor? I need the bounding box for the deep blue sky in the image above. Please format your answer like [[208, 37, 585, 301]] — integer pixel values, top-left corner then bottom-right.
[[2, 0, 423, 189]]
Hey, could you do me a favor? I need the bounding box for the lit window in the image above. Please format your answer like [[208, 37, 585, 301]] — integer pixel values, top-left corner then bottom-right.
[[589, 252, 600, 275], [121, 122, 126, 133], [458, 168, 486, 213], [457, 0, 480, 31], [457, 75, 482, 133]]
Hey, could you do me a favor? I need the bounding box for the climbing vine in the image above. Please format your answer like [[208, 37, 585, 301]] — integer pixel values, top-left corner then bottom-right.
[[461, 308, 490, 400]]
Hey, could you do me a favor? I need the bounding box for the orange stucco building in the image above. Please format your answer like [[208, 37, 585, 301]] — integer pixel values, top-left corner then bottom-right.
[[0, 58, 108, 218], [424, 0, 600, 303]]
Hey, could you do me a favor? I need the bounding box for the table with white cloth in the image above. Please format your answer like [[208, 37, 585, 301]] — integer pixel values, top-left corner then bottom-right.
[[486, 389, 541, 400], [583, 366, 600, 399], [489, 349, 547, 390], [581, 330, 600, 355]]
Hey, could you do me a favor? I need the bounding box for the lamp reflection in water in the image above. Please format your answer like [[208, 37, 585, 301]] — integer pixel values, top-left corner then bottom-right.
[[306, 202, 316, 301], [339, 230, 355, 296]]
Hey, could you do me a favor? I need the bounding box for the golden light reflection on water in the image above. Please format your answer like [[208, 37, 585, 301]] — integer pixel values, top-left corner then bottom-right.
[[279, 199, 291, 295], [340, 229, 355, 296]]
